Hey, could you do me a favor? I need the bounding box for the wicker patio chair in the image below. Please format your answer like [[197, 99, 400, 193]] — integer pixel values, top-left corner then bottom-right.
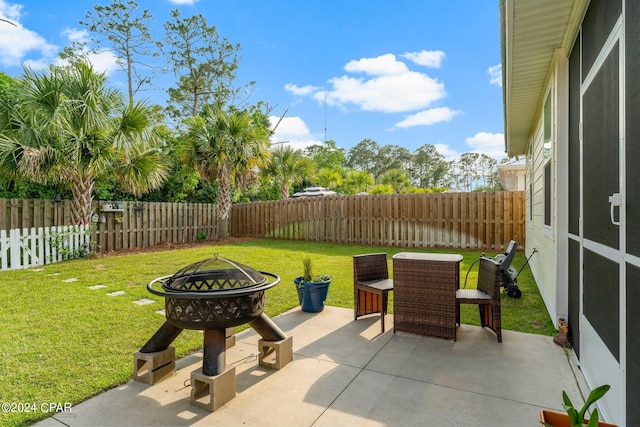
[[353, 253, 394, 332], [456, 257, 502, 342]]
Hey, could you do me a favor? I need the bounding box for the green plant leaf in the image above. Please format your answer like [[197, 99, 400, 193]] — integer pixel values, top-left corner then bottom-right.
[[578, 384, 610, 422], [585, 408, 600, 427], [562, 390, 580, 424]]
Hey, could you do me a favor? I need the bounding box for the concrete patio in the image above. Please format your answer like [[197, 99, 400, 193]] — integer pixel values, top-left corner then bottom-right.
[[34, 306, 587, 427]]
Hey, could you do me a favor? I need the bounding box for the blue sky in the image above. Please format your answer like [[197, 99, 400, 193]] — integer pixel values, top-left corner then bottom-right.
[[0, 0, 506, 161]]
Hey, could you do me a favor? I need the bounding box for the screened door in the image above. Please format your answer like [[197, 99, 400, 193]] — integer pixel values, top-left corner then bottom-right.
[[568, 0, 625, 422]]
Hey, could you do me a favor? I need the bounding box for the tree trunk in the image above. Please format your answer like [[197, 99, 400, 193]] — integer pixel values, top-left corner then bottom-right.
[[216, 163, 231, 238], [280, 183, 290, 200], [70, 174, 95, 225]]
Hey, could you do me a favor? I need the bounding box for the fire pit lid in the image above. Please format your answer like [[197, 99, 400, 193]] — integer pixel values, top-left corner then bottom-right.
[[146, 254, 280, 299], [162, 254, 267, 292]]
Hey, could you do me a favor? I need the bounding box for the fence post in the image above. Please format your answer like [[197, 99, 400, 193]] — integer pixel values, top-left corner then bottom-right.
[[10, 229, 20, 269], [0, 229, 7, 270]]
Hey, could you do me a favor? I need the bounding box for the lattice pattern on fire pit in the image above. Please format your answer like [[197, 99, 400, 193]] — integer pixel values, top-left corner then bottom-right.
[[165, 292, 266, 329], [146, 254, 280, 329], [163, 256, 266, 292], [163, 269, 259, 292]]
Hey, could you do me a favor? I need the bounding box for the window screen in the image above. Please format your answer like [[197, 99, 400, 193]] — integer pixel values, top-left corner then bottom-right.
[[543, 92, 552, 227]]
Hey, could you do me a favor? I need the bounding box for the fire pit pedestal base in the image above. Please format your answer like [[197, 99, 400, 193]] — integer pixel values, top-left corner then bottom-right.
[[133, 347, 176, 385], [190, 367, 237, 412], [258, 336, 293, 370]]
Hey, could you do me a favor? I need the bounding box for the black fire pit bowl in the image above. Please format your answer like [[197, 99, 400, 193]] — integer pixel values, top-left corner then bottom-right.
[[147, 254, 280, 330]]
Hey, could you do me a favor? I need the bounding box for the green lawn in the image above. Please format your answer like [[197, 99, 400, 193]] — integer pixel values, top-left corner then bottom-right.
[[0, 239, 554, 426]]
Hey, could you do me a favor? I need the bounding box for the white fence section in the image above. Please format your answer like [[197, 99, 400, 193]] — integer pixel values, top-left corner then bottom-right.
[[0, 225, 91, 271]]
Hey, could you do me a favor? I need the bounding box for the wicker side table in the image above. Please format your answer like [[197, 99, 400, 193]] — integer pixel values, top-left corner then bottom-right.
[[392, 252, 463, 340]]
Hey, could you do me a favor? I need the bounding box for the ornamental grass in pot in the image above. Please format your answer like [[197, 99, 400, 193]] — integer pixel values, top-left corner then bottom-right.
[[294, 256, 331, 313]]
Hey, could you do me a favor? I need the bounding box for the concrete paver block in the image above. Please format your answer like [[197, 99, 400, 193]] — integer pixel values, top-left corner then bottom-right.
[[258, 336, 293, 370], [133, 347, 176, 385], [190, 367, 236, 412], [226, 327, 236, 349]]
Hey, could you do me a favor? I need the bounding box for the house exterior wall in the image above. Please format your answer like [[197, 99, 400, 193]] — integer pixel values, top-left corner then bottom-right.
[[525, 50, 569, 326], [514, 1, 631, 424]]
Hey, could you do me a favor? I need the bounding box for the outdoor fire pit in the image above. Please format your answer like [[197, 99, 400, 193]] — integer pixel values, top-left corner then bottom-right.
[[147, 255, 280, 330], [134, 254, 293, 411]]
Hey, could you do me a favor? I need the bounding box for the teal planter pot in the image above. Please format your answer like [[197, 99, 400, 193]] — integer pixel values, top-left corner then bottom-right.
[[294, 277, 331, 313]]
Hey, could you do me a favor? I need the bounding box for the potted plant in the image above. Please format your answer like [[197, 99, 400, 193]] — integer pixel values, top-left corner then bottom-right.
[[540, 384, 617, 427], [294, 256, 331, 313]]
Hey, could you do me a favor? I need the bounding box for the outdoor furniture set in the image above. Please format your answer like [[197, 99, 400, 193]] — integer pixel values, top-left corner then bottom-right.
[[353, 252, 503, 342]]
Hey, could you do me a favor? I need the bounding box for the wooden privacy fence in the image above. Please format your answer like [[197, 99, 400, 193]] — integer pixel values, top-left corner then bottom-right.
[[231, 192, 526, 251], [1, 192, 525, 253], [0, 225, 90, 271], [0, 198, 218, 253], [90, 201, 217, 253]]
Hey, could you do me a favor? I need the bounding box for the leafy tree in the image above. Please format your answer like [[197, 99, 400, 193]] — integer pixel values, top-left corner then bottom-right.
[[0, 61, 169, 224], [164, 9, 244, 120], [412, 144, 449, 188], [261, 145, 313, 199], [315, 167, 343, 190], [303, 140, 346, 170], [369, 184, 394, 194], [478, 153, 498, 188], [140, 131, 202, 202], [345, 138, 381, 178], [379, 168, 412, 193], [342, 169, 374, 194], [240, 178, 280, 202], [0, 71, 18, 105], [453, 152, 482, 191], [184, 105, 270, 237], [377, 144, 412, 177], [80, 0, 161, 107]]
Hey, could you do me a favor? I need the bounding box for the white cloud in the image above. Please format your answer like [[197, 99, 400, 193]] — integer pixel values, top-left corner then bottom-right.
[[269, 116, 323, 151], [0, 1, 59, 67], [56, 27, 119, 75], [168, 0, 200, 4], [344, 53, 408, 75], [0, 0, 21, 21], [288, 53, 446, 114], [434, 143, 459, 161], [85, 51, 120, 75], [465, 132, 506, 160], [0, 3, 118, 74], [61, 27, 89, 43], [325, 71, 445, 113], [395, 107, 460, 128], [400, 50, 445, 68], [284, 83, 322, 96], [488, 64, 502, 87]]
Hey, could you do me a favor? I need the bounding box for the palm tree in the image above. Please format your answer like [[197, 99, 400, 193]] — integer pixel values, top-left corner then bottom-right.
[[0, 61, 168, 224], [344, 169, 374, 194], [315, 167, 342, 191], [261, 145, 313, 199], [184, 105, 270, 237], [379, 168, 412, 193]]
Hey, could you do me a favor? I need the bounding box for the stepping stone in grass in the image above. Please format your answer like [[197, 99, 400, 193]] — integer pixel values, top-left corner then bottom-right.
[[155, 309, 166, 316], [62, 278, 79, 283], [133, 298, 156, 306], [107, 290, 126, 297], [88, 285, 107, 290]]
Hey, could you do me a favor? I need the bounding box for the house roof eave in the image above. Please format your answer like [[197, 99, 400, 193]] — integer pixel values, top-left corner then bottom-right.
[[501, 0, 587, 157]]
